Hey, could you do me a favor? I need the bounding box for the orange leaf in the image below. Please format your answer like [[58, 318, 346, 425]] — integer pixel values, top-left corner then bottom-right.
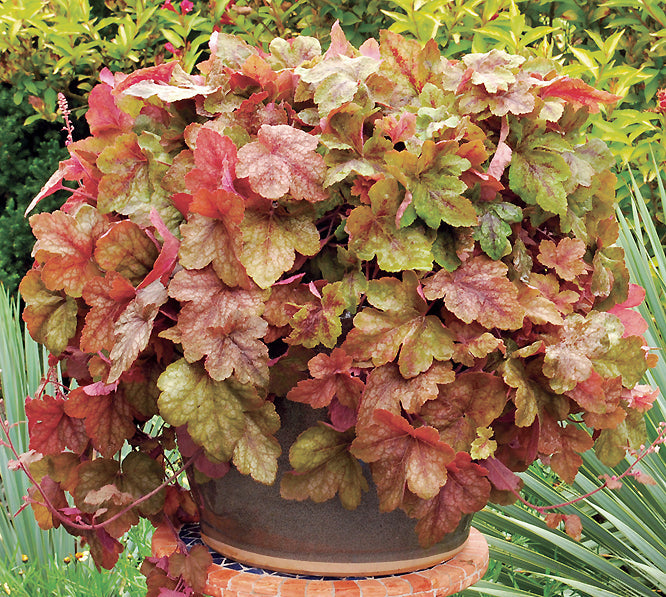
[[287, 348, 363, 409], [351, 409, 455, 510], [25, 394, 88, 455], [168, 545, 213, 594], [406, 452, 490, 547], [538, 238, 588, 282], [423, 255, 525, 330], [30, 204, 108, 297]]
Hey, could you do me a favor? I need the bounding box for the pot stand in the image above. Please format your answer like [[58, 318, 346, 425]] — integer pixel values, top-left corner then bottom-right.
[[151, 523, 489, 597]]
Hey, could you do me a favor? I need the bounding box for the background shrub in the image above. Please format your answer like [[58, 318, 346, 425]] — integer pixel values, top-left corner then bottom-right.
[[0, 86, 67, 295], [383, 0, 666, 201]]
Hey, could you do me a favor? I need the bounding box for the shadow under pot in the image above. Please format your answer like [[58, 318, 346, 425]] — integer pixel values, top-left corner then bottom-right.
[[187, 399, 472, 577]]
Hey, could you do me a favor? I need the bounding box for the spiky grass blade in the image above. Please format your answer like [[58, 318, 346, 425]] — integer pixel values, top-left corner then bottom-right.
[[0, 286, 74, 563]]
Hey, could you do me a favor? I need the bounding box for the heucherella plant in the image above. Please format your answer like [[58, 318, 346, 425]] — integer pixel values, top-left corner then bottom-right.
[[13, 23, 658, 591]]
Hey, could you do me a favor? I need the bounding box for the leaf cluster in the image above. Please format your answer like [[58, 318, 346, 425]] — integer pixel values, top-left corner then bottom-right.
[[381, 0, 666, 221], [17, 26, 658, 578], [0, 0, 391, 123]]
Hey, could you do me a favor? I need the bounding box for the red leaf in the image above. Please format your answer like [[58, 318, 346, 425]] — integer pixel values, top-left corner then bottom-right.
[[24, 162, 70, 215], [351, 409, 455, 510], [160, 268, 268, 385], [287, 348, 364, 409], [420, 371, 509, 452], [186, 128, 238, 194], [538, 411, 594, 484], [236, 124, 327, 201], [541, 76, 621, 113], [81, 272, 136, 353], [483, 457, 522, 493], [545, 513, 583, 541], [115, 62, 178, 94], [30, 204, 108, 297], [27, 475, 69, 530], [357, 362, 455, 430], [608, 283, 648, 337], [26, 394, 88, 455], [176, 426, 230, 479], [107, 280, 169, 383], [179, 191, 250, 288], [139, 209, 180, 289], [64, 385, 136, 457], [86, 83, 134, 137], [168, 545, 213, 594], [80, 526, 124, 570], [375, 112, 417, 145], [563, 514, 583, 541], [544, 512, 564, 529], [406, 452, 490, 547]]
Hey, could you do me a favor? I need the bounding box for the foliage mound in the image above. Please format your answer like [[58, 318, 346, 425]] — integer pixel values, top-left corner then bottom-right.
[[14, 25, 658, 593]]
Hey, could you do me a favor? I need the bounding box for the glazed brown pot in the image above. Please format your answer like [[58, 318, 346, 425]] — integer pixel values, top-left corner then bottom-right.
[[188, 400, 472, 577]]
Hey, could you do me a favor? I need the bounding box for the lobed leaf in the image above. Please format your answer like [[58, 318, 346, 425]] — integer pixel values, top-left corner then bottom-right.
[[157, 359, 279, 482], [281, 425, 368, 510], [351, 409, 455, 510], [424, 255, 525, 330], [346, 178, 435, 272], [343, 272, 454, 378], [20, 270, 79, 355], [236, 124, 327, 202]]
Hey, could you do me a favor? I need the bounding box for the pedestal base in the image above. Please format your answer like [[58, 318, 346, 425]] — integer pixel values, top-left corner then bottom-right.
[[152, 524, 489, 597]]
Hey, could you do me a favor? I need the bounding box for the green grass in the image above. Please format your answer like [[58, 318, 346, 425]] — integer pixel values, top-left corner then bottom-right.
[[0, 518, 152, 597], [1, 285, 153, 594], [0, 285, 76, 564]]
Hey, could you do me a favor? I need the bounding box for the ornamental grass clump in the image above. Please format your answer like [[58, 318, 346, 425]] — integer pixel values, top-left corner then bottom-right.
[[16, 24, 658, 578]]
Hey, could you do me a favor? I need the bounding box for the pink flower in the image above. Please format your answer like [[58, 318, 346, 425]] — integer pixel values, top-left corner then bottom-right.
[[657, 88, 666, 115], [162, 0, 177, 11], [181, 0, 194, 13], [164, 42, 183, 57]]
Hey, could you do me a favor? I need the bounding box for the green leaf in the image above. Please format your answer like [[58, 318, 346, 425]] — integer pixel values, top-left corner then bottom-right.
[[240, 207, 321, 289], [542, 311, 647, 393], [281, 425, 368, 510], [343, 272, 454, 378], [346, 178, 435, 271], [296, 54, 381, 116], [474, 202, 522, 260], [157, 359, 280, 482], [19, 270, 78, 355], [509, 148, 570, 217], [386, 141, 476, 229]]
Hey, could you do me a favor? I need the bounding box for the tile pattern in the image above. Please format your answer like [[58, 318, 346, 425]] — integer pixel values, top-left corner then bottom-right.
[[152, 524, 489, 597]]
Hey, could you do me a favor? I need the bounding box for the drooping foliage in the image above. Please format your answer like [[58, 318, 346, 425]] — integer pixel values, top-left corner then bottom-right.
[[17, 26, 657, 583]]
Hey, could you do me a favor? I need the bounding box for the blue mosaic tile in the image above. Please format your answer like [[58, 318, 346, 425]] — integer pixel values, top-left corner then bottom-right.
[[177, 523, 355, 579]]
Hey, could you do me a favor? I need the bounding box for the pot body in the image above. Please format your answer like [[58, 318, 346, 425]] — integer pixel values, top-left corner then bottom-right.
[[189, 400, 472, 577]]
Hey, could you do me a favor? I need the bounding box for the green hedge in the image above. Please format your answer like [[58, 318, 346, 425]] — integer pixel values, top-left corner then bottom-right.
[[0, 86, 68, 295]]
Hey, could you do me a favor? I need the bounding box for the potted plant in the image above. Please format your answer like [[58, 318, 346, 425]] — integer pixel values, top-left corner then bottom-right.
[[15, 23, 658, 589]]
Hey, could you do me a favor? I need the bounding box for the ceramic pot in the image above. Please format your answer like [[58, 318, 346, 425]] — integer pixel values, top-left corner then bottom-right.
[[188, 399, 472, 577]]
